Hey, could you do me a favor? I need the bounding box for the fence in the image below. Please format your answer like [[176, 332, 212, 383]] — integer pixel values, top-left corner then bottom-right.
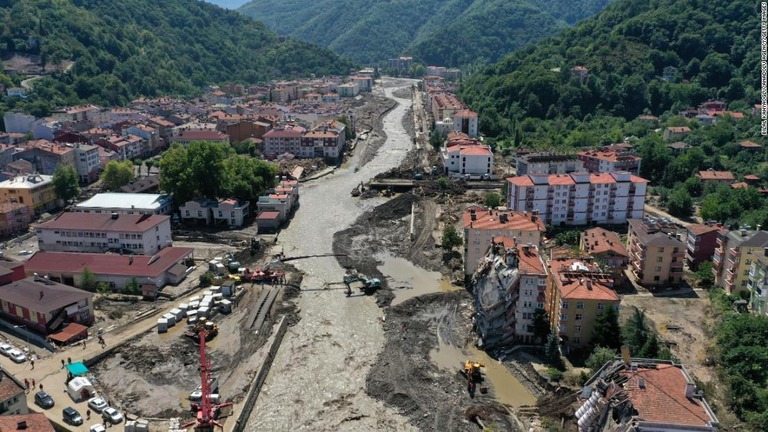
[[231, 316, 289, 432]]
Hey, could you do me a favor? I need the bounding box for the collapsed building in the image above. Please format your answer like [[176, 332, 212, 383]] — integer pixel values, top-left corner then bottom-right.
[[471, 237, 547, 349], [577, 355, 720, 432]]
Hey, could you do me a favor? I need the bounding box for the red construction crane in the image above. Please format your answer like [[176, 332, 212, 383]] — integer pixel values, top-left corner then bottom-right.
[[182, 330, 232, 431]]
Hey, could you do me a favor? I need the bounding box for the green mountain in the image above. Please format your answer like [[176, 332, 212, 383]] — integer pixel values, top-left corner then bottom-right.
[[237, 0, 613, 66], [203, 0, 250, 9], [0, 0, 354, 111], [459, 0, 759, 136]]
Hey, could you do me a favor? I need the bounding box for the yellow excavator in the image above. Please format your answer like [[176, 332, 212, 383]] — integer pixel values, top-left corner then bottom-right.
[[463, 360, 485, 392]]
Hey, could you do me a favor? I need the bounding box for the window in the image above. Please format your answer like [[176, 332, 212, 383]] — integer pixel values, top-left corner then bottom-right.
[[575, 314, 583, 321], [575, 326, 582, 333], [576, 302, 584, 309], [573, 337, 580, 344], [658, 247, 665, 253], [655, 266, 662, 272], [561, 301, 568, 309], [597, 303, 604, 310], [657, 256, 663, 263], [560, 314, 567, 321]]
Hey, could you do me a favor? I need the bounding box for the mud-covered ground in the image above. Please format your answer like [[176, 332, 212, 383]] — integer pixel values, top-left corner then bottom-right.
[[367, 291, 520, 431]]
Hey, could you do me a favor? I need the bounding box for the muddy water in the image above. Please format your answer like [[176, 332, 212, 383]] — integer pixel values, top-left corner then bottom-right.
[[246, 79, 419, 431], [430, 328, 536, 407], [377, 252, 450, 306]]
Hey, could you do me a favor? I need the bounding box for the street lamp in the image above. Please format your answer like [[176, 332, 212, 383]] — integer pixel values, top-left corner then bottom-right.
[[13, 325, 29, 355]]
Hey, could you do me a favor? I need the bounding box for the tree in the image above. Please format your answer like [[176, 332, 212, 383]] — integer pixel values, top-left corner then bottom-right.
[[124, 277, 140, 295], [544, 331, 563, 369], [695, 262, 715, 287], [429, 129, 445, 150], [586, 346, 617, 375], [622, 306, 650, 354], [442, 225, 462, 250], [555, 230, 581, 246], [337, 115, 355, 140], [666, 187, 693, 217], [100, 160, 135, 190], [221, 155, 278, 202], [484, 192, 501, 208], [80, 267, 98, 291], [591, 305, 622, 350], [52, 164, 80, 204], [532, 308, 550, 342], [199, 272, 214, 287], [144, 159, 155, 175], [159, 142, 239, 202]]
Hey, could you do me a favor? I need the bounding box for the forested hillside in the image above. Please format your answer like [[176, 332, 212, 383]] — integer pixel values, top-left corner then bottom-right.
[[238, 0, 613, 66], [203, 0, 249, 9], [0, 0, 353, 112]]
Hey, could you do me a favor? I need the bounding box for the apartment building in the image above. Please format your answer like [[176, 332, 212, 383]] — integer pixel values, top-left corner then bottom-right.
[[685, 223, 727, 270], [472, 238, 547, 347], [74, 144, 101, 184], [300, 124, 346, 160], [262, 125, 307, 158], [452, 109, 478, 138], [626, 218, 685, 287], [713, 227, 768, 294], [0, 174, 57, 215], [545, 258, 620, 349], [748, 256, 768, 316], [0, 202, 31, 236], [36, 212, 172, 255], [579, 227, 629, 281], [442, 143, 493, 176], [515, 153, 584, 175], [462, 206, 546, 275], [429, 92, 464, 121], [506, 172, 648, 226], [577, 148, 642, 175], [13, 140, 75, 175]]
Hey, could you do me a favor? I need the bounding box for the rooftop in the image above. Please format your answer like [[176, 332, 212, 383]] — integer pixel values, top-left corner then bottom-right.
[[581, 227, 628, 258], [696, 170, 735, 181], [628, 218, 683, 247], [0, 276, 93, 313], [549, 258, 618, 301], [36, 212, 169, 233], [463, 206, 546, 232], [0, 368, 24, 402], [0, 175, 52, 189], [687, 223, 726, 237], [0, 412, 54, 432], [491, 237, 545, 274], [75, 193, 171, 210], [24, 247, 193, 279], [174, 129, 229, 141]]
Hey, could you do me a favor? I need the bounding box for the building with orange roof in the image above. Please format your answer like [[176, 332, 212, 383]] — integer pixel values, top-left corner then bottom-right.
[[578, 358, 719, 431], [442, 142, 493, 177], [686, 222, 727, 270], [663, 126, 691, 141], [515, 152, 584, 175], [545, 258, 619, 348], [472, 237, 547, 346], [578, 147, 642, 175], [13, 139, 76, 175], [506, 172, 648, 225], [300, 123, 346, 160], [463, 206, 546, 275], [695, 169, 734, 185], [627, 217, 684, 287], [579, 227, 628, 281]]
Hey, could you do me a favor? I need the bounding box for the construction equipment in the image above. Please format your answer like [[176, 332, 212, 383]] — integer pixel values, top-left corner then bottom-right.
[[181, 331, 232, 431], [240, 267, 285, 284], [343, 274, 381, 296], [462, 360, 485, 392], [185, 319, 218, 343]]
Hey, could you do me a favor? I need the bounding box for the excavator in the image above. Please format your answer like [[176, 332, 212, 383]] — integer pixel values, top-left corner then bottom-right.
[[462, 360, 485, 393], [343, 273, 381, 297], [185, 319, 219, 343]]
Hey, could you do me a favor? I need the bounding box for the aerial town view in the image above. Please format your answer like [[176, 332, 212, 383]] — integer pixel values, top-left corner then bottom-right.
[[0, 0, 764, 431]]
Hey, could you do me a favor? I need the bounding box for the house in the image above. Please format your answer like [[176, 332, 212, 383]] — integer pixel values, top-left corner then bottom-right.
[[696, 169, 735, 185], [213, 199, 250, 227], [387, 56, 413, 72], [179, 199, 217, 225], [686, 223, 727, 270], [0, 202, 32, 237], [0, 275, 94, 334], [730, 182, 749, 189], [667, 141, 691, 154], [462, 206, 546, 275], [570, 66, 589, 82], [337, 83, 360, 97], [442, 143, 493, 177], [257, 195, 291, 223], [0, 413, 54, 431], [545, 258, 620, 349], [515, 153, 584, 175], [739, 140, 762, 151], [6, 87, 26, 99], [36, 212, 173, 255], [169, 129, 230, 146], [506, 172, 648, 226], [472, 238, 547, 347], [637, 115, 659, 124], [579, 227, 629, 280], [627, 218, 685, 287], [0, 175, 57, 215], [578, 358, 719, 432], [256, 211, 281, 233], [663, 126, 691, 141], [695, 113, 717, 125], [94, 135, 145, 161], [120, 175, 159, 193], [74, 193, 173, 216], [350, 76, 373, 92], [744, 174, 761, 185], [125, 124, 161, 155], [713, 227, 768, 294], [662, 65, 679, 82], [577, 148, 642, 175], [452, 109, 479, 138], [2, 112, 36, 133], [0, 369, 28, 415], [24, 247, 194, 291]]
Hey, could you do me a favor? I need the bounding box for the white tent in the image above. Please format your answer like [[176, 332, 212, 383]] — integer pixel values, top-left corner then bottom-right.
[[67, 376, 96, 402]]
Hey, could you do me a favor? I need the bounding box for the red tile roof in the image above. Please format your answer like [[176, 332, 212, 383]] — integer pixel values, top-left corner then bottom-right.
[[507, 176, 534, 187], [730, 182, 749, 189], [744, 174, 760, 181], [581, 227, 627, 257], [453, 109, 478, 118], [549, 258, 619, 301], [578, 149, 641, 163], [257, 211, 280, 220], [25, 247, 193, 278], [263, 126, 306, 138], [492, 236, 545, 274], [687, 223, 726, 237], [739, 140, 762, 148], [463, 206, 546, 232], [589, 173, 617, 184], [620, 363, 714, 426], [36, 212, 169, 233], [0, 369, 24, 403], [0, 413, 54, 432], [459, 145, 492, 156], [696, 170, 734, 181], [667, 126, 691, 133]]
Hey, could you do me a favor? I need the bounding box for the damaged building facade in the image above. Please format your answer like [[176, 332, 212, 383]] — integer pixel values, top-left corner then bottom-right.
[[577, 356, 719, 431], [471, 237, 547, 349]]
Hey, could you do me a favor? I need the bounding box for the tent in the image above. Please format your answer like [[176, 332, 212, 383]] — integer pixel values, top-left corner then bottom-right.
[[66, 362, 89, 377], [66, 377, 96, 402]]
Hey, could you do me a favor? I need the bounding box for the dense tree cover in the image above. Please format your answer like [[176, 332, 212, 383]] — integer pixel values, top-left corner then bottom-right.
[[100, 160, 135, 190], [591, 305, 621, 350], [460, 0, 759, 132], [239, 0, 612, 66], [441, 225, 463, 250], [0, 0, 353, 115], [158, 141, 278, 204], [52, 164, 79, 204]]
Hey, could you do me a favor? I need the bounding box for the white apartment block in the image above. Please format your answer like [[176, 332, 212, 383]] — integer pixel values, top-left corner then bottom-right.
[[36, 212, 172, 255], [452, 109, 479, 138], [442, 144, 493, 176], [507, 172, 648, 226], [74, 144, 101, 184]]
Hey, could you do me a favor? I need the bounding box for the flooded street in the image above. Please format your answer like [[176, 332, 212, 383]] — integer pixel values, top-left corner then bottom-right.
[[246, 78, 419, 431]]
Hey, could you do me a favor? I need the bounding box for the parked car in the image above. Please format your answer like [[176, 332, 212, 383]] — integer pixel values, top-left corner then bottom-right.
[[0, 342, 13, 357], [63, 407, 83, 426], [34, 391, 54, 409], [87, 397, 108, 413], [101, 407, 123, 424], [8, 349, 26, 363], [89, 424, 106, 432]]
